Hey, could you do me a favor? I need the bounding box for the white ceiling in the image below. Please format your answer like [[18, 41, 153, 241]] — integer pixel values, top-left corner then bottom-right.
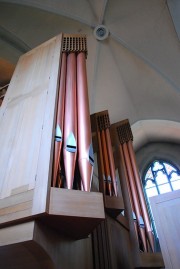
[[0, 0, 180, 148]]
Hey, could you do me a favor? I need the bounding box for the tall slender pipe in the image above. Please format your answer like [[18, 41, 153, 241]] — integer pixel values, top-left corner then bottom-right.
[[105, 129, 118, 196], [52, 53, 67, 187], [101, 129, 112, 196], [127, 141, 154, 251], [77, 52, 94, 192], [118, 144, 140, 250], [63, 53, 77, 189], [97, 130, 107, 194], [122, 143, 147, 252], [119, 146, 139, 243]]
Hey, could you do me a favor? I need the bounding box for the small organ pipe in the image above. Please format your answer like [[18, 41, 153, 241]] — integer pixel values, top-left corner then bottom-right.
[[119, 145, 139, 243], [122, 143, 147, 252], [118, 144, 140, 248], [119, 144, 135, 215], [127, 141, 154, 251], [101, 129, 112, 196], [63, 52, 77, 189], [97, 130, 107, 193], [105, 129, 118, 196], [52, 53, 67, 187]]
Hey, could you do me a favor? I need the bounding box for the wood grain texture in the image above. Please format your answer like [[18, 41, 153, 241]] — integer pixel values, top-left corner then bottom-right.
[[0, 221, 34, 246], [107, 215, 134, 269], [0, 220, 94, 269], [34, 221, 94, 269], [0, 189, 33, 209], [150, 190, 180, 269], [49, 187, 105, 218], [0, 34, 62, 225], [104, 195, 124, 218], [32, 34, 62, 215], [0, 190, 34, 225]]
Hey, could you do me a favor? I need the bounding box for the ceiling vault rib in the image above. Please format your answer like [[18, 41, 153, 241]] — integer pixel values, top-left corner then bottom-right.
[[0, 26, 30, 53], [99, 0, 108, 24], [111, 32, 180, 93], [0, 0, 95, 28]]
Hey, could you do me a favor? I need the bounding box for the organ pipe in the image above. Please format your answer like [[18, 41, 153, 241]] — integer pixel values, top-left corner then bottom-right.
[[77, 52, 94, 192], [97, 130, 107, 193], [122, 143, 147, 251], [118, 143, 140, 246], [101, 129, 112, 196], [63, 52, 77, 189], [52, 53, 66, 187], [105, 129, 118, 196], [127, 141, 154, 251], [113, 119, 154, 252], [52, 34, 94, 192], [91, 111, 118, 197]]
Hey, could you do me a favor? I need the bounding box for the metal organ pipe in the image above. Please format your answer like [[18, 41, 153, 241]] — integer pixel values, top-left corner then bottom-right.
[[105, 129, 118, 196], [122, 143, 147, 252], [101, 129, 112, 196], [52, 52, 67, 187], [118, 144, 140, 244], [77, 52, 94, 192], [127, 141, 154, 252], [52, 35, 93, 192], [97, 130, 106, 193], [63, 52, 77, 189]]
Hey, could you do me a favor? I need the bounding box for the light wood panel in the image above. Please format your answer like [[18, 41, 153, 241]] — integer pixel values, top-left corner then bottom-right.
[[0, 221, 34, 246], [0, 34, 62, 224], [49, 187, 105, 219], [150, 190, 180, 269], [41, 187, 105, 239]]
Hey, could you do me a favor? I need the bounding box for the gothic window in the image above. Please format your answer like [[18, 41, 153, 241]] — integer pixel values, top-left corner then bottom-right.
[[143, 160, 180, 249], [143, 160, 180, 198]]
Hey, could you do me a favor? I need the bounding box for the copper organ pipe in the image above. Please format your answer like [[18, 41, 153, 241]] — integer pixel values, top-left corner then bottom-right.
[[120, 143, 144, 249], [76, 52, 94, 192], [63, 52, 77, 189], [118, 144, 135, 214], [52, 52, 67, 187], [122, 143, 147, 252], [97, 130, 107, 193], [105, 129, 118, 196], [57, 163, 63, 188], [118, 144, 140, 247], [101, 129, 112, 196], [127, 141, 154, 252]]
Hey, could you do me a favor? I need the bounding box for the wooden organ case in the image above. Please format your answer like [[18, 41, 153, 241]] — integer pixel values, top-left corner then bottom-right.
[[0, 34, 105, 269], [0, 33, 165, 269]]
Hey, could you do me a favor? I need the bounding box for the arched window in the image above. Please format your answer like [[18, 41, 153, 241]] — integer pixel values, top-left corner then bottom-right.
[[143, 160, 180, 250], [143, 160, 180, 198]]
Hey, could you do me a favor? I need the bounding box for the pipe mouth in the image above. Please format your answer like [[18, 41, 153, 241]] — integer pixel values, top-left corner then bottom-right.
[[93, 25, 109, 41]]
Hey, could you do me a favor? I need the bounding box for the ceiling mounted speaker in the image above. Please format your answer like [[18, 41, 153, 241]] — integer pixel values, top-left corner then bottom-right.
[[93, 25, 109, 41]]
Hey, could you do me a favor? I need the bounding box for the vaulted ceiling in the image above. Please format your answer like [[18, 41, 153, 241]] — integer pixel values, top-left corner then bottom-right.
[[0, 0, 180, 149]]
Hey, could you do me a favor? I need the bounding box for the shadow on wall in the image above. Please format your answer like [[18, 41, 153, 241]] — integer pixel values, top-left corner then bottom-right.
[[135, 142, 180, 177]]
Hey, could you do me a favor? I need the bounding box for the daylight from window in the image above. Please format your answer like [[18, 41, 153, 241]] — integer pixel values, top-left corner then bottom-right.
[[144, 160, 180, 199], [143, 160, 180, 244]]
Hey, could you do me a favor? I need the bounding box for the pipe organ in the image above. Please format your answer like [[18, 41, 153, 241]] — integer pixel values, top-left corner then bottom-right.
[[52, 35, 93, 192], [112, 119, 154, 252], [0, 34, 164, 269]]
